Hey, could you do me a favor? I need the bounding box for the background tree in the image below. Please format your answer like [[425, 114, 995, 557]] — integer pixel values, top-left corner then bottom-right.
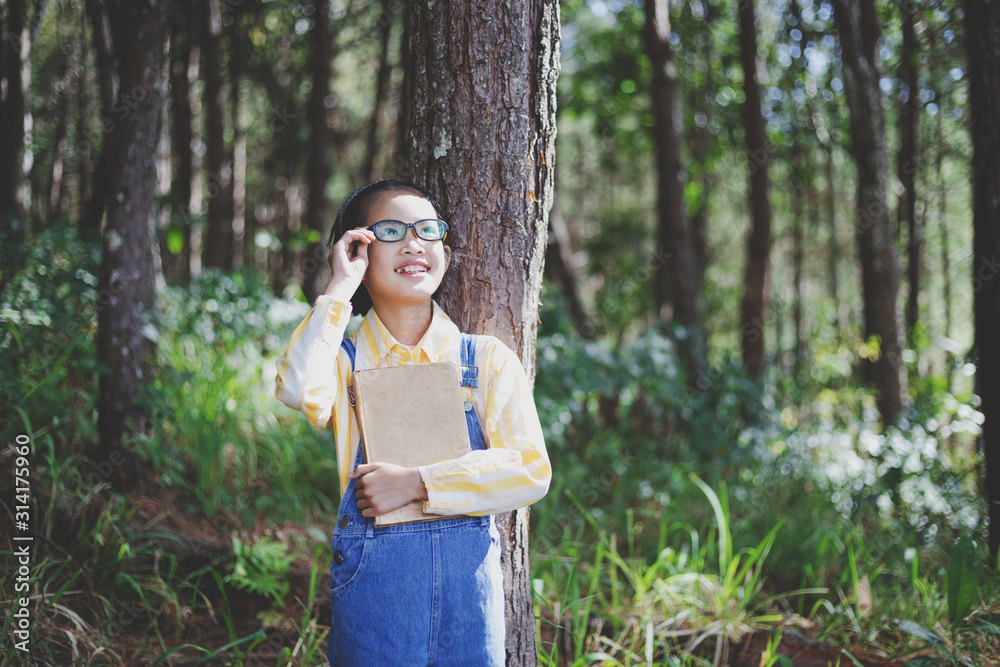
[[898, 1, 921, 341], [644, 0, 706, 381], [831, 0, 906, 425], [301, 0, 332, 304], [0, 0, 28, 227], [78, 0, 118, 240], [737, 0, 773, 381], [406, 0, 559, 661], [200, 0, 231, 270], [965, 0, 1000, 560], [95, 0, 170, 493]]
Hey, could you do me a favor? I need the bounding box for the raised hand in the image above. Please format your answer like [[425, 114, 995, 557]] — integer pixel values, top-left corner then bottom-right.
[[323, 228, 376, 301]]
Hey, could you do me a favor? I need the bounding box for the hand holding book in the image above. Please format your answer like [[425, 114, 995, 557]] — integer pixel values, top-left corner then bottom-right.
[[349, 462, 428, 518]]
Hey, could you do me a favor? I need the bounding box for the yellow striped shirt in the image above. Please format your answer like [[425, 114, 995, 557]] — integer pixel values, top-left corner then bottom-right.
[[274, 296, 551, 516]]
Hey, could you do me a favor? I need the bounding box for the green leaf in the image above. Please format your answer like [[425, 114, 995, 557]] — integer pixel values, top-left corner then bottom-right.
[[946, 536, 978, 627]]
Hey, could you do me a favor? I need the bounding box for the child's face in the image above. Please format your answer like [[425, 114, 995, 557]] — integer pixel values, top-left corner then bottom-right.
[[361, 191, 452, 310]]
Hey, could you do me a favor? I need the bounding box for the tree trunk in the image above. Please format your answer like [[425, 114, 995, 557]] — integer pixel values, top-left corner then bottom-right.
[[406, 1, 559, 662], [832, 0, 906, 425], [96, 0, 170, 494], [395, 2, 412, 175], [791, 168, 805, 377], [302, 0, 332, 305], [362, 0, 393, 183], [0, 0, 27, 226], [737, 0, 773, 381], [166, 0, 194, 284], [899, 3, 921, 339], [964, 0, 1000, 561], [200, 0, 231, 270], [228, 14, 244, 269], [825, 144, 844, 336], [79, 0, 119, 241], [545, 199, 597, 339], [644, 0, 706, 380]]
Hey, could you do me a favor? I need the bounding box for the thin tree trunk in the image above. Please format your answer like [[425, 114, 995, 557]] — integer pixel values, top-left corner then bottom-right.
[[791, 168, 805, 377], [43, 31, 72, 224], [0, 0, 27, 226], [899, 3, 921, 339], [363, 0, 393, 183], [96, 0, 171, 494], [964, 0, 1000, 562], [228, 8, 243, 269], [79, 0, 118, 240], [407, 2, 559, 662], [832, 0, 906, 425], [395, 2, 412, 175], [936, 88, 952, 356], [685, 0, 716, 289], [302, 0, 332, 305], [200, 0, 231, 270], [737, 0, 772, 381], [166, 0, 194, 284], [825, 144, 844, 336], [644, 0, 706, 380], [545, 200, 597, 339]]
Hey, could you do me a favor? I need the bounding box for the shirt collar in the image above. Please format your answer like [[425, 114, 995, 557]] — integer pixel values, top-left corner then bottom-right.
[[359, 301, 460, 365]]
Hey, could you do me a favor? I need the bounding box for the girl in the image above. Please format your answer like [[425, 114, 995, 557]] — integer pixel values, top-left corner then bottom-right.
[[274, 179, 551, 666]]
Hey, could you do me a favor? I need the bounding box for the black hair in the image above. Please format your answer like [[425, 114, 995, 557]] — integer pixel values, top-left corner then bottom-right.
[[326, 179, 440, 314]]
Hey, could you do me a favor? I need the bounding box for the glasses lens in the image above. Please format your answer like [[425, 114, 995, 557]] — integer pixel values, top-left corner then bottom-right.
[[415, 220, 447, 241], [372, 220, 406, 241]]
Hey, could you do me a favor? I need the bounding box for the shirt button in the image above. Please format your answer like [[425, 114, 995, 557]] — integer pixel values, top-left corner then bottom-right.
[[339, 516, 351, 529], [333, 550, 345, 565]]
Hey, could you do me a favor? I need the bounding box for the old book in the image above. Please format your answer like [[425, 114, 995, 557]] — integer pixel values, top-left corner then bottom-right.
[[351, 361, 471, 526]]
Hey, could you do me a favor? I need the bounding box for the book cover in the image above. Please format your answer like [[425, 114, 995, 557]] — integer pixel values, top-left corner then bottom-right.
[[351, 361, 472, 526]]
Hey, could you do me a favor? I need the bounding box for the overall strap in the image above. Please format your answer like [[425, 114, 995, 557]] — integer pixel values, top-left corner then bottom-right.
[[460, 333, 478, 389], [341, 338, 356, 406]]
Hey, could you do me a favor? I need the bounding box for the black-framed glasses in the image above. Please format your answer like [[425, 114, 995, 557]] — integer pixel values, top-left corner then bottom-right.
[[369, 219, 449, 243]]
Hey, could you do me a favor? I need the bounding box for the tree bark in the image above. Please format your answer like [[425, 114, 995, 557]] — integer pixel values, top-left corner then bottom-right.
[[644, 0, 706, 380], [832, 0, 906, 425], [964, 0, 1000, 561], [96, 0, 170, 494], [899, 3, 921, 339], [407, 1, 559, 662], [302, 0, 332, 305], [737, 0, 773, 381], [200, 0, 231, 270], [165, 0, 194, 284], [0, 0, 27, 227]]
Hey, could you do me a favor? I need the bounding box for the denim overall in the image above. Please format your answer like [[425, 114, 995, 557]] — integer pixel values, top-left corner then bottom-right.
[[326, 334, 504, 667]]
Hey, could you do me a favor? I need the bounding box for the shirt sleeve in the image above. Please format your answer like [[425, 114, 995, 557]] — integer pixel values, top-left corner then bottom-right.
[[274, 296, 353, 428], [417, 338, 552, 515]]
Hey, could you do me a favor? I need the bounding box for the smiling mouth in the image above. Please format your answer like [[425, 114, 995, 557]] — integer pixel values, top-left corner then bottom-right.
[[395, 265, 428, 275]]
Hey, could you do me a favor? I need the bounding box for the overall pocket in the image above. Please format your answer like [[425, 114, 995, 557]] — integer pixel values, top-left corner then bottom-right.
[[329, 533, 368, 596]]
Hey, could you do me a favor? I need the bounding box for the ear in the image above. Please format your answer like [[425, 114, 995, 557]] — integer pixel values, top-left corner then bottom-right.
[[443, 244, 452, 271]]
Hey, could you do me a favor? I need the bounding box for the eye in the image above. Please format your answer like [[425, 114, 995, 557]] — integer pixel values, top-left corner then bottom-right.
[[377, 222, 403, 239], [416, 221, 440, 237]]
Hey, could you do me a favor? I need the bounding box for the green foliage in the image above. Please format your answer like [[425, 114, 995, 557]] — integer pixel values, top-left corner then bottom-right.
[[131, 268, 339, 522], [224, 536, 296, 608], [947, 537, 979, 628]]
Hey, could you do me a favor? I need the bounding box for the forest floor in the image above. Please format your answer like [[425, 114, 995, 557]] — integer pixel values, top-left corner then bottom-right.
[[63, 489, 919, 667]]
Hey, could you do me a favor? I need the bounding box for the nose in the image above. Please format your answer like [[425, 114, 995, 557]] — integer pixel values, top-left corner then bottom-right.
[[400, 227, 425, 253]]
